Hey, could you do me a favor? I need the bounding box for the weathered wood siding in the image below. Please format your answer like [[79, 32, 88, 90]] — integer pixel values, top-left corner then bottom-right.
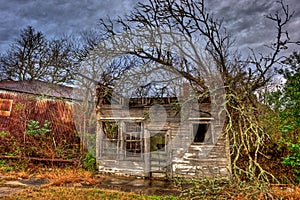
[[96, 97, 231, 178]]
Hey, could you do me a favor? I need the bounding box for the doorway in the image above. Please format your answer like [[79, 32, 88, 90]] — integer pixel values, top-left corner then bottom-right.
[[149, 130, 169, 177]]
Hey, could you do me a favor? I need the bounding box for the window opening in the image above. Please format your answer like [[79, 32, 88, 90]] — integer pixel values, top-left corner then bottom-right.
[[103, 121, 118, 139], [193, 123, 209, 142], [150, 131, 166, 152], [102, 121, 119, 158]]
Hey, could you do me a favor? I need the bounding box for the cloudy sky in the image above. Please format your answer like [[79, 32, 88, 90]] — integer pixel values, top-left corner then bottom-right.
[[0, 0, 299, 55]]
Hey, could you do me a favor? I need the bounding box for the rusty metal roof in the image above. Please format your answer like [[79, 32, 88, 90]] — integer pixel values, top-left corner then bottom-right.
[[0, 80, 75, 100]]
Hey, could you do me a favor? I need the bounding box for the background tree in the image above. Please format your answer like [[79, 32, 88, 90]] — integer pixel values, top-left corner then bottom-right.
[[266, 52, 300, 182], [91, 0, 298, 182], [271, 51, 300, 137], [71, 30, 137, 154], [0, 26, 76, 84]]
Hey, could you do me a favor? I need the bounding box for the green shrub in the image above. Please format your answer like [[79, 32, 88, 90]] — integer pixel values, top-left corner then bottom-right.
[[0, 159, 14, 172], [0, 131, 9, 137], [26, 120, 51, 137], [282, 141, 300, 182], [82, 152, 97, 173]]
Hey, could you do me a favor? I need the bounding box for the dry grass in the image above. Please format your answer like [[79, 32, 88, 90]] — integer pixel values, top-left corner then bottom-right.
[[0, 170, 31, 181], [2, 184, 300, 200], [2, 167, 300, 199], [0, 167, 100, 187], [1, 186, 170, 200], [35, 167, 101, 186], [270, 184, 300, 200], [14, 171, 30, 179]]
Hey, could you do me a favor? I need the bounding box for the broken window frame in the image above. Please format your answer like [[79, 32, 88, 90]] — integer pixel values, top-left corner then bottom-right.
[[101, 121, 120, 159], [190, 120, 213, 144]]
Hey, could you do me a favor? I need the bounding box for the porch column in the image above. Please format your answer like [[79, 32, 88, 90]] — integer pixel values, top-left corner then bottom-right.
[[144, 129, 150, 176]]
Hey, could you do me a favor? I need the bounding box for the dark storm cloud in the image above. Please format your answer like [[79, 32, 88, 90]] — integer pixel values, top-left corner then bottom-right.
[[207, 0, 300, 53], [0, 0, 299, 54], [0, 0, 137, 51]]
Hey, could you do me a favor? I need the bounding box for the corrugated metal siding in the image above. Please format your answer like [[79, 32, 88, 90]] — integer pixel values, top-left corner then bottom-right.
[[0, 90, 79, 145]]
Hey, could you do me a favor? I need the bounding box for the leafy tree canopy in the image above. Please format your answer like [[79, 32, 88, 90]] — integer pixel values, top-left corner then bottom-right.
[[270, 52, 300, 136]]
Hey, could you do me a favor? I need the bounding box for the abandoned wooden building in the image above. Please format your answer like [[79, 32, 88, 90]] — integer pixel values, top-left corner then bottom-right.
[[95, 84, 231, 178]]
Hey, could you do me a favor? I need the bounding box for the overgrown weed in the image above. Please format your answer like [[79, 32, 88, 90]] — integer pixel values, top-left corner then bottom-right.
[[173, 176, 300, 199]]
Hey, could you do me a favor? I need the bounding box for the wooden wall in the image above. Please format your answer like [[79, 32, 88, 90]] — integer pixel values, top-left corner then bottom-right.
[[96, 98, 231, 178]]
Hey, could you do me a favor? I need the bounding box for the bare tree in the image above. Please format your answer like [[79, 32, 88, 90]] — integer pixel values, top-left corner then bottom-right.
[[0, 26, 76, 84], [91, 0, 298, 182], [72, 31, 139, 154]]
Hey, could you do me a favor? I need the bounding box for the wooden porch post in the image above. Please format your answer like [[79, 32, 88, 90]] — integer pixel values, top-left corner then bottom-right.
[[144, 129, 150, 177]]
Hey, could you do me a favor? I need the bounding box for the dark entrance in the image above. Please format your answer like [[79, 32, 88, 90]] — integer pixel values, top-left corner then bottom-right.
[[193, 123, 209, 142], [149, 131, 169, 177]]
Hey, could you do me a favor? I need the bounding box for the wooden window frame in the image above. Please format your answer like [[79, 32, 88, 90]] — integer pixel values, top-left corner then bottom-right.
[[124, 121, 143, 159]]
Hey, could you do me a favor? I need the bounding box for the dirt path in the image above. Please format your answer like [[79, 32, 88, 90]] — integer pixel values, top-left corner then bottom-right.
[[0, 176, 49, 197], [95, 176, 179, 196], [0, 187, 24, 197], [0, 174, 179, 198]]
